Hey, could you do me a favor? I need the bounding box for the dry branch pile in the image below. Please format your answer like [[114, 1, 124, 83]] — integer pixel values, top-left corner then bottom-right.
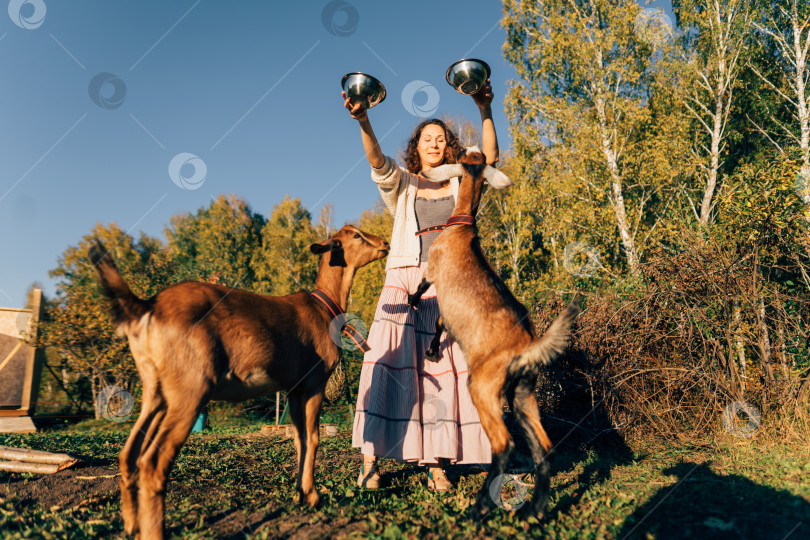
[[534, 236, 810, 442]]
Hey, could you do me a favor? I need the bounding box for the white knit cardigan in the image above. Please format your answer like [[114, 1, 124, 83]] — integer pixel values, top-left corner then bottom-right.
[[371, 155, 459, 271]]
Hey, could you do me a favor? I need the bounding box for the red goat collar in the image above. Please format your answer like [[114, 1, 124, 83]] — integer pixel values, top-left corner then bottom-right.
[[310, 288, 370, 353], [415, 214, 475, 236]]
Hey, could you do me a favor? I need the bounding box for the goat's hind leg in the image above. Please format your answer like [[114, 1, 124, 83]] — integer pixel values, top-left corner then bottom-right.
[[136, 395, 206, 540], [508, 374, 554, 520], [119, 365, 162, 535], [468, 376, 514, 519]]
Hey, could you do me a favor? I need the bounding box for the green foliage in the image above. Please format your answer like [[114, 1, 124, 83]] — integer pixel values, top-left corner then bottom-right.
[[502, 0, 690, 274], [36, 223, 168, 416], [165, 194, 264, 287], [251, 196, 320, 296], [347, 199, 393, 325]]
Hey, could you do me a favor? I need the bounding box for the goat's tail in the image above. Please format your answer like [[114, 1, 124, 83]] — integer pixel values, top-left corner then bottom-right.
[[89, 241, 151, 329], [508, 294, 581, 378]]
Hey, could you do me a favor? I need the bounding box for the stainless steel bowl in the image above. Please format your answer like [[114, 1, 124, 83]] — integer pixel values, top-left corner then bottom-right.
[[341, 72, 386, 110], [445, 58, 491, 95]]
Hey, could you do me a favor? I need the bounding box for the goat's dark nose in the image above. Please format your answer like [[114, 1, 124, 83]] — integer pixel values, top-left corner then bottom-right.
[[383, 240, 390, 248]]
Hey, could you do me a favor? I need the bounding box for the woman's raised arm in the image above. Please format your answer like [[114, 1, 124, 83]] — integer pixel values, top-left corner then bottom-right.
[[472, 80, 499, 166], [343, 91, 385, 169]]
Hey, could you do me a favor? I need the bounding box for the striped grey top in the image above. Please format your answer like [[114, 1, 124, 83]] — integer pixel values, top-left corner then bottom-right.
[[415, 195, 455, 262]]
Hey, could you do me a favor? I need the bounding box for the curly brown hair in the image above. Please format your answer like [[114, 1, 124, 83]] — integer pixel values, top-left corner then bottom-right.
[[402, 119, 464, 174]]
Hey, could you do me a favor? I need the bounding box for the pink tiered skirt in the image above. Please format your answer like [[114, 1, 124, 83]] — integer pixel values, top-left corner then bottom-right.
[[352, 263, 492, 465]]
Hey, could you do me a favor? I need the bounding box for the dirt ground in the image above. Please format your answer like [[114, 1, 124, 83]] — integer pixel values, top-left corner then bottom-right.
[[1, 463, 120, 512]]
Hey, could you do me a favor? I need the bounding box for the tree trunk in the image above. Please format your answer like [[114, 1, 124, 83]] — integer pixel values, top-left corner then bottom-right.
[[756, 298, 775, 383], [699, 68, 726, 225], [733, 300, 747, 392], [91, 369, 101, 419], [595, 93, 639, 272], [592, 44, 639, 273], [792, 0, 810, 171]]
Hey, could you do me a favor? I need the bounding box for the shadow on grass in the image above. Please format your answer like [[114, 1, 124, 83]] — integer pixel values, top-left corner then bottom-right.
[[618, 461, 810, 540], [534, 348, 637, 520]]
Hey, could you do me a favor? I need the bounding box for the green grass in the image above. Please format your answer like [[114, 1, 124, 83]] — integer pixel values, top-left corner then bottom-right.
[[1, 412, 808, 539]]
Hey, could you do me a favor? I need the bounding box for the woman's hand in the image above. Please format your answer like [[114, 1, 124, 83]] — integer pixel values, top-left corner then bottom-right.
[[471, 79, 494, 111], [343, 91, 368, 121]]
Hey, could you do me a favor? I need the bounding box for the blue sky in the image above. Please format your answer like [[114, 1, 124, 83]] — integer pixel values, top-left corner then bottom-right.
[[0, 0, 673, 308]]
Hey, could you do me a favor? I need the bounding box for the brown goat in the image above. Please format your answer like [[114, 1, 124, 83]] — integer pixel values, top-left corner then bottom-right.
[[408, 148, 581, 519], [89, 225, 388, 539]]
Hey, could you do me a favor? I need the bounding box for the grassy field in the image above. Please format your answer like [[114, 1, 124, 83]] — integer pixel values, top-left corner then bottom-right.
[[1, 406, 808, 539]]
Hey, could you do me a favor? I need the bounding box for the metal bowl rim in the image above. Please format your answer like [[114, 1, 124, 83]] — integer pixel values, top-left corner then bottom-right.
[[445, 58, 492, 87], [341, 72, 386, 105]]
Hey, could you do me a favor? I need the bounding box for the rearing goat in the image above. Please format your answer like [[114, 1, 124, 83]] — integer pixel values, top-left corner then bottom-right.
[[408, 148, 581, 519]]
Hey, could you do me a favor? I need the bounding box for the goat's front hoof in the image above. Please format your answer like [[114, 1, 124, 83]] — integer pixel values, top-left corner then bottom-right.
[[407, 294, 419, 308], [517, 503, 545, 522], [469, 493, 495, 521], [299, 488, 320, 508], [425, 349, 440, 362]]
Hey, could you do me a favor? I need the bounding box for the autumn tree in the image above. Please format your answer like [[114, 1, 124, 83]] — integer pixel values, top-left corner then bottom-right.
[[477, 156, 551, 298], [676, 0, 750, 225], [251, 195, 321, 296], [165, 194, 264, 288], [503, 0, 687, 275], [346, 200, 393, 325], [38, 223, 168, 417], [748, 0, 810, 190]]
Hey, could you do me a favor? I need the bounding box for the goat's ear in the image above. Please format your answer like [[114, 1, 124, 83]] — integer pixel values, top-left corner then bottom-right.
[[310, 239, 342, 255], [483, 165, 513, 189], [422, 163, 464, 183]]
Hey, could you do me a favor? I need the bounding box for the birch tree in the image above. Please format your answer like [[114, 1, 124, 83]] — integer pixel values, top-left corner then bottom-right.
[[677, 0, 749, 225], [749, 0, 810, 199], [503, 0, 673, 273]]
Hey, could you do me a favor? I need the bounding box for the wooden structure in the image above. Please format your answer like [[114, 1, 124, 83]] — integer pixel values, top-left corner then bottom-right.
[[0, 289, 45, 432]]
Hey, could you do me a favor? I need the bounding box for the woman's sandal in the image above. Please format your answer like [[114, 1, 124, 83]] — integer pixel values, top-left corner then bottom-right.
[[357, 459, 380, 489], [427, 467, 452, 491]]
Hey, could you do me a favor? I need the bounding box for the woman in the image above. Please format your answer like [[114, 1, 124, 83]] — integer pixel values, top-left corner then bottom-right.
[[343, 82, 499, 491]]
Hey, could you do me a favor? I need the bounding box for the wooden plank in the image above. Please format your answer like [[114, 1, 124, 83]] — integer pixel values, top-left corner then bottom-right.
[[0, 445, 76, 464], [0, 461, 61, 474]]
